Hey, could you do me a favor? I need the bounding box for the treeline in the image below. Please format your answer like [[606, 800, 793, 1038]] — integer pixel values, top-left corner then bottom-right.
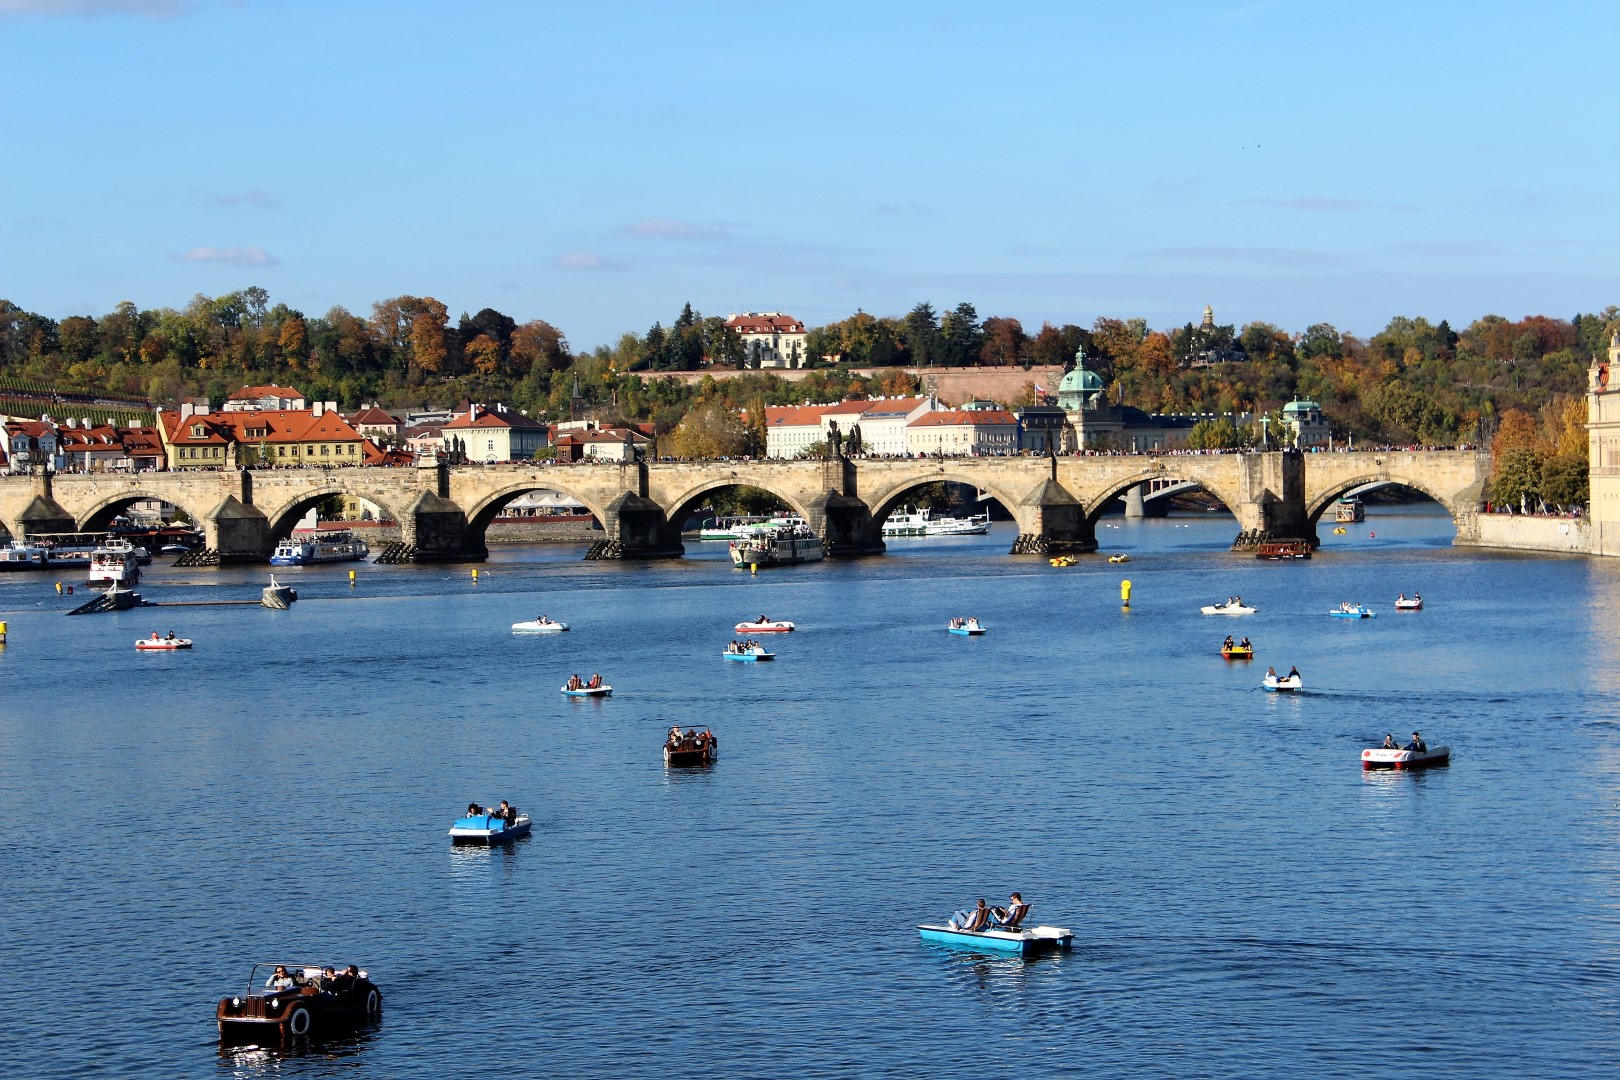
[[1, 291, 1614, 451]]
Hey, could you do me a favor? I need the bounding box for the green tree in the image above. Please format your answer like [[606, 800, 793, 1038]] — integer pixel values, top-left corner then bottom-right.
[[902, 302, 942, 366]]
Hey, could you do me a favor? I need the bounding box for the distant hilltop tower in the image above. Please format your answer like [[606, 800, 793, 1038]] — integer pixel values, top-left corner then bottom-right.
[[1201, 304, 1215, 331]]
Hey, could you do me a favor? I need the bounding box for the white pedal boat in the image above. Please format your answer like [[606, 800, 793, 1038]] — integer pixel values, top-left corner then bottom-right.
[[947, 619, 986, 635], [512, 619, 569, 633], [448, 812, 532, 844], [734, 619, 795, 633], [561, 684, 612, 697], [917, 923, 1074, 957], [1201, 601, 1256, 615], [1262, 674, 1302, 692], [1361, 745, 1450, 769], [1394, 596, 1423, 610], [135, 637, 192, 650]]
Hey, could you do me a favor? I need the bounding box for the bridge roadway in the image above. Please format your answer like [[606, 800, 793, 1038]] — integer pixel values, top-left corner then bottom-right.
[[0, 449, 1488, 563]]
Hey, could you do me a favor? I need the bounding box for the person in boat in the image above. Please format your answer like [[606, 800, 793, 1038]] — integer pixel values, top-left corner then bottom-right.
[[1406, 731, 1426, 752], [467, 801, 484, 817], [150, 631, 161, 640], [567, 674, 582, 691], [165, 631, 176, 640], [957, 899, 992, 932], [992, 892, 1030, 929], [757, 614, 769, 624], [1223, 635, 1235, 650], [1239, 637, 1250, 650], [1398, 593, 1406, 601], [496, 800, 516, 825], [1265, 666, 1277, 679], [1287, 665, 1300, 681], [265, 965, 297, 990], [313, 966, 337, 992], [1414, 593, 1421, 603], [587, 673, 602, 689], [333, 965, 359, 991], [668, 724, 683, 747]]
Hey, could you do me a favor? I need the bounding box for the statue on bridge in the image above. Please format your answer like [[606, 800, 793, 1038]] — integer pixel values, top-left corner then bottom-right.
[[827, 420, 842, 459], [848, 423, 862, 456]]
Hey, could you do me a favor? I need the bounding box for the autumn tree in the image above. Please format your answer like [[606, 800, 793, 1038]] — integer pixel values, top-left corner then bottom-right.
[[668, 397, 748, 459], [980, 316, 1027, 367]]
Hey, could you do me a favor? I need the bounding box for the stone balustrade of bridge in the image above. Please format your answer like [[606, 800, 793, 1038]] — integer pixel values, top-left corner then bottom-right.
[[0, 449, 1488, 564]]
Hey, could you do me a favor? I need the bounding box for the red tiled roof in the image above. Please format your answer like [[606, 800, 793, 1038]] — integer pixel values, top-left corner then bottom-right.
[[725, 313, 806, 334], [229, 384, 304, 399], [349, 407, 399, 425], [907, 409, 1016, 427], [164, 409, 364, 446], [443, 406, 548, 431], [764, 405, 833, 427]]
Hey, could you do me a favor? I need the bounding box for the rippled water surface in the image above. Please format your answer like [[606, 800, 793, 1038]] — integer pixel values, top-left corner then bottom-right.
[[3, 508, 1618, 1078]]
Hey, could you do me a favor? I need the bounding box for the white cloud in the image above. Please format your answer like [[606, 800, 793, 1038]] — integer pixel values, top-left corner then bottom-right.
[[206, 189, 281, 209], [619, 218, 732, 242], [171, 245, 278, 266], [554, 250, 606, 270]]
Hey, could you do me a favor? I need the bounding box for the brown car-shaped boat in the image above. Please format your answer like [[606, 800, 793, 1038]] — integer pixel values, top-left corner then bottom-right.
[[217, 963, 381, 1044]]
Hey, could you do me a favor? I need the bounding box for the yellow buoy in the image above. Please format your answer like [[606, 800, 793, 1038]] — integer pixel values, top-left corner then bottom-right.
[[349, 569, 357, 586], [750, 563, 758, 575], [1120, 579, 1132, 607], [0, 620, 8, 644], [471, 567, 479, 581], [55, 581, 63, 595]]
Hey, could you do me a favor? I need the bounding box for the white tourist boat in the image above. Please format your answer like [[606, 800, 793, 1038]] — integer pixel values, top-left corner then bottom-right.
[[698, 514, 772, 541], [1201, 599, 1257, 615], [0, 539, 49, 570], [512, 617, 569, 633], [729, 521, 824, 567], [270, 529, 370, 566], [882, 507, 992, 538], [88, 538, 141, 587]]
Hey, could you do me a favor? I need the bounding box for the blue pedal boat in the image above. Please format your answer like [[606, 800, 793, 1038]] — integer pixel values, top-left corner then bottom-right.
[[723, 647, 775, 661], [947, 618, 986, 636], [448, 812, 531, 844], [917, 923, 1074, 957], [1329, 605, 1376, 618]]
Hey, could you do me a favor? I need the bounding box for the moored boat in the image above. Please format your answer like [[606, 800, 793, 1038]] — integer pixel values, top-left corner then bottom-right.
[[0, 539, 49, 570], [449, 804, 531, 843], [1335, 496, 1366, 523], [136, 634, 192, 650], [512, 617, 569, 633], [1049, 555, 1076, 567], [1201, 599, 1256, 615], [882, 507, 992, 538], [217, 963, 381, 1044], [735, 617, 795, 633], [916, 923, 1074, 957], [947, 617, 985, 635], [269, 529, 370, 566], [698, 514, 772, 541], [88, 539, 141, 587], [1255, 540, 1311, 560], [1361, 744, 1450, 769]]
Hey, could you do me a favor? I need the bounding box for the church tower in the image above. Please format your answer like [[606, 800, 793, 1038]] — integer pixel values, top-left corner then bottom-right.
[[1587, 331, 1620, 554]]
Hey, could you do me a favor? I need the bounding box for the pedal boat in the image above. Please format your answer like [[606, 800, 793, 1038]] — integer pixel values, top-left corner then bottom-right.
[[1394, 596, 1423, 611], [136, 637, 192, 650], [735, 619, 795, 633], [917, 923, 1074, 957], [1263, 674, 1302, 692], [1049, 555, 1077, 567], [561, 683, 612, 697], [1201, 601, 1256, 615], [947, 619, 986, 635], [1221, 645, 1254, 659], [448, 811, 532, 844], [1329, 605, 1375, 618], [1107, 553, 1130, 563], [1361, 745, 1450, 769], [217, 963, 381, 1044], [512, 619, 568, 633], [723, 646, 775, 661]]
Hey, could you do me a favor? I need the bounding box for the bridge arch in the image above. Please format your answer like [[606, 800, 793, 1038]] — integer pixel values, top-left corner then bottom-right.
[[1083, 469, 1245, 526], [1306, 474, 1461, 530], [74, 490, 216, 533], [463, 481, 612, 541], [260, 485, 412, 540], [863, 471, 1026, 530], [661, 478, 817, 533]]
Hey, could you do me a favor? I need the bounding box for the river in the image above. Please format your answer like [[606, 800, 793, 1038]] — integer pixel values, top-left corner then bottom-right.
[[2, 506, 1616, 1078]]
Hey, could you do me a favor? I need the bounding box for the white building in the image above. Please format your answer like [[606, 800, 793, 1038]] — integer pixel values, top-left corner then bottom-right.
[[725, 312, 808, 369], [763, 404, 834, 459], [905, 408, 1019, 456], [840, 397, 934, 457]]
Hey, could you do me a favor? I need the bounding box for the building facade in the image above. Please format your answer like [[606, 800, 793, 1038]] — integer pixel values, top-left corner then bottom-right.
[[725, 312, 809, 369], [1589, 331, 1620, 555], [440, 403, 549, 463], [905, 409, 1019, 456]]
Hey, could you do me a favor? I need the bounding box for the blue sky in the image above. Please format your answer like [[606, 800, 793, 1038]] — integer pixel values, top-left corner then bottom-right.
[[3, 0, 1618, 350]]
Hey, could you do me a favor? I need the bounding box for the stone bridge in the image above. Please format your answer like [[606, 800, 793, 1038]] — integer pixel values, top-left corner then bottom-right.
[[0, 449, 1488, 563]]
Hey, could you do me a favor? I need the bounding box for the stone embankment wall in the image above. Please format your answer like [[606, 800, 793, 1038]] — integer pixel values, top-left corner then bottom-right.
[[1456, 515, 1589, 554], [485, 519, 603, 544]]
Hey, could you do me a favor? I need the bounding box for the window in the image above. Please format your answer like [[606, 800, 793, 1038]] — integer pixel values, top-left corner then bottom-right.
[[321, 445, 329, 455]]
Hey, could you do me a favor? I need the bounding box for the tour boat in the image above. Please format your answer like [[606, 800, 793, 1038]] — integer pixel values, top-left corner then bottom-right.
[[1201, 599, 1256, 615], [512, 618, 569, 633], [882, 507, 992, 538], [1049, 555, 1077, 567], [1361, 744, 1450, 770], [0, 539, 49, 570], [1394, 595, 1424, 610], [729, 521, 824, 567], [269, 529, 370, 566], [947, 618, 986, 635], [1221, 644, 1254, 659], [136, 635, 192, 650], [561, 683, 612, 697], [734, 618, 796, 633], [88, 539, 141, 587], [1335, 496, 1366, 523], [723, 645, 775, 661], [1255, 540, 1311, 560], [448, 809, 532, 844], [916, 922, 1074, 957], [1263, 673, 1302, 692], [698, 514, 771, 541], [1329, 604, 1376, 618], [216, 963, 381, 1044]]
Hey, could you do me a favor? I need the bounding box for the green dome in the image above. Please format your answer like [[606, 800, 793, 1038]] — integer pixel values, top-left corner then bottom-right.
[[1282, 399, 1321, 414], [1058, 366, 1104, 394]]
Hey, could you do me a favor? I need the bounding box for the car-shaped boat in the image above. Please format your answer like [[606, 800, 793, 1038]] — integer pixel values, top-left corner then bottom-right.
[[448, 808, 532, 844], [664, 730, 717, 767], [917, 922, 1074, 957], [135, 636, 192, 650], [1361, 744, 1450, 770], [734, 618, 795, 633], [216, 963, 381, 1044]]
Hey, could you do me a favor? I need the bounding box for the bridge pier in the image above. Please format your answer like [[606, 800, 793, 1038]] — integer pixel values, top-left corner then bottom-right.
[[1123, 483, 1169, 518], [809, 489, 885, 557], [1013, 476, 1094, 554], [205, 495, 271, 564], [602, 491, 683, 559], [1231, 449, 1314, 547]]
